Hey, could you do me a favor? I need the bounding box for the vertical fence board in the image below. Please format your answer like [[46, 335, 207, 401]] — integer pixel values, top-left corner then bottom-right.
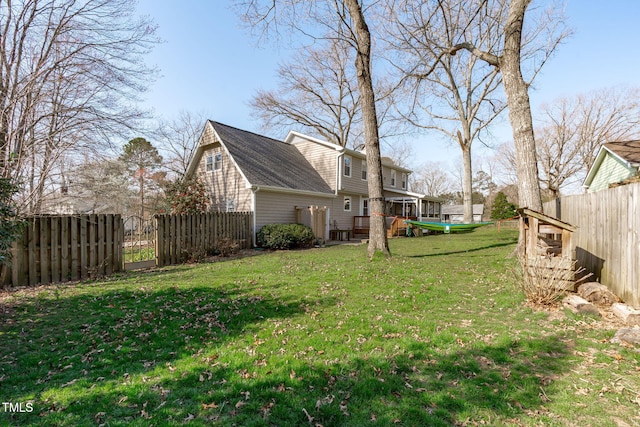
[[39, 217, 50, 284], [61, 217, 69, 281], [88, 214, 97, 273], [80, 216, 88, 280], [105, 215, 113, 275], [155, 216, 164, 267], [97, 215, 105, 276], [115, 214, 123, 272], [70, 216, 79, 281], [51, 218, 60, 283]]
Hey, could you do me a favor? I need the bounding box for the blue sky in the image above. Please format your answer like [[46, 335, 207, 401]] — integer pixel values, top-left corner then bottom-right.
[[136, 0, 640, 167]]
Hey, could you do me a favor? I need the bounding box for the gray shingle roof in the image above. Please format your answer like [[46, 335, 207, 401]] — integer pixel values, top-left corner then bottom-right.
[[210, 121, 334, 194], [604, 140, 640, 166]]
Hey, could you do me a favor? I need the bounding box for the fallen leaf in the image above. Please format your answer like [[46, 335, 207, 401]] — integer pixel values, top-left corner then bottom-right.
[[202, 402, 218, 410], [302, 408, 314, 423]]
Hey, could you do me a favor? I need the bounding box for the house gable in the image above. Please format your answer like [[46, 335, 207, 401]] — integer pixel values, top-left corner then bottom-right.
[[191, 124, 252, 211], [584, 141, 640, 192], [187, 122, 334, 196]]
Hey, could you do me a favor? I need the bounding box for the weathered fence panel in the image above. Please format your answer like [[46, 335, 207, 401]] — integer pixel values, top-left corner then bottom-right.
[[3, 215, 123, 288], [155, 212, 253, 267], [543, 182, 640, 305]]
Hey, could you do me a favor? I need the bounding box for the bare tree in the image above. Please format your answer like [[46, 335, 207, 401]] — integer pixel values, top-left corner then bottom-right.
[[387, 0, 508, 223], [411, 161, 454, 196], [490, 141, 518, 188], [449, 0, 569, 212], [251, 41, 363, 148], [236, 0, 390, 258], [61, 157, 132, 214], [154, 110, 209, 178], [343, 0, 390, 257], [0, 0, 158, 213]]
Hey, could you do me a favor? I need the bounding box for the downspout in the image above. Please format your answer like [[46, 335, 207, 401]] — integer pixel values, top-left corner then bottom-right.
[[336, 151, 344, 195], [251, 186, 259, 247]]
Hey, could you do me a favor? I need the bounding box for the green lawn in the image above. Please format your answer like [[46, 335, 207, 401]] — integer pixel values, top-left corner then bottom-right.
[[1, 228, 638, 426]]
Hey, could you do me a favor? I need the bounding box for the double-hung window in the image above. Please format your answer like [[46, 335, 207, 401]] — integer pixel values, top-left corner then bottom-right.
[[214, 153, 223, 171], [361, 160, 367, 180], [343, 155, 352, 177]]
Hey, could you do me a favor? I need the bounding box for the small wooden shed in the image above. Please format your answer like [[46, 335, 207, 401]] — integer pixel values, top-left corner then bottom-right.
[[518, 208, 577, 290]]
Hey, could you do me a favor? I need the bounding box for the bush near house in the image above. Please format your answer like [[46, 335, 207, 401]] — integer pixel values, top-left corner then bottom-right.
[[257, 223, 315, 249]]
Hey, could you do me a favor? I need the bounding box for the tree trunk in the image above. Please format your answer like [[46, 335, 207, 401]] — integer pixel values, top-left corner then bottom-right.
[[500, 0, 542, 211], [457, 131, 474, 223], [344, 0, 390, 258]]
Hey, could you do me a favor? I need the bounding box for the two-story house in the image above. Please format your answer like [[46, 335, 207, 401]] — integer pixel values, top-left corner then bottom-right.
[[185, 121, 441, 242]]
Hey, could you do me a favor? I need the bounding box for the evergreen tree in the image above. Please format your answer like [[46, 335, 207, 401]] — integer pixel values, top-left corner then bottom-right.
[[490, 191, 518, 220], [119, 138, 163, 219]]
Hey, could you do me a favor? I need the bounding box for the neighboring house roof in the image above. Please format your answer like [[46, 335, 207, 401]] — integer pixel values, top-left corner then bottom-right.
[[605, 140, 640, 166], [188, 121, 334, 195], [583, 140, 640, 189], [441, 204, 485, 216]]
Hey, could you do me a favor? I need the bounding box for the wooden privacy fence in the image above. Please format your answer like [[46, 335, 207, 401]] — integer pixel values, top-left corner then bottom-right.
[[3, 215, 123, 287], [543, 182, 640, 306], [155, 212, 253, 267], [2, 212, 254, 288]]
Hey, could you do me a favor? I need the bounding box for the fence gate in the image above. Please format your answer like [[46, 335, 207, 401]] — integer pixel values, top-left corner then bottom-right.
[[123, 215, 156, 270]]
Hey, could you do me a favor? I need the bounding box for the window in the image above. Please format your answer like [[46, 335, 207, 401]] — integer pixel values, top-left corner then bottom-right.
[[205, 155, 213, 172], [362, 198, 369, 216], [214, 153, 223, 171], [344, 196, 352, 212], [361, 160, 367, 180], [226, 199, 235, 212], [390, 170, 396, 187], [343, 155, 352, 177], [401, 173, 407, 189]]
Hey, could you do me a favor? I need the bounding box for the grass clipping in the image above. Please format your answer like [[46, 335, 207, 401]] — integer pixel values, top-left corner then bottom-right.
[[514, 254, 586, 307]]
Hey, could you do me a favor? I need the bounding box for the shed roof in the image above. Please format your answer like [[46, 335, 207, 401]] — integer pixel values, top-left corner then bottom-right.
[[517, 208, 576, 232]]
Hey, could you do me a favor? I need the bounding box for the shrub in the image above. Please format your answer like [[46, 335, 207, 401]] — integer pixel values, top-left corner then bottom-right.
[[257, 223, 315, 250], [163, 176, 208, 215]]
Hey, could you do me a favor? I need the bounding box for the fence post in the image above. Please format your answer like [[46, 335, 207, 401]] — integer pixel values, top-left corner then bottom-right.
[[155, 215, 164, 267]]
